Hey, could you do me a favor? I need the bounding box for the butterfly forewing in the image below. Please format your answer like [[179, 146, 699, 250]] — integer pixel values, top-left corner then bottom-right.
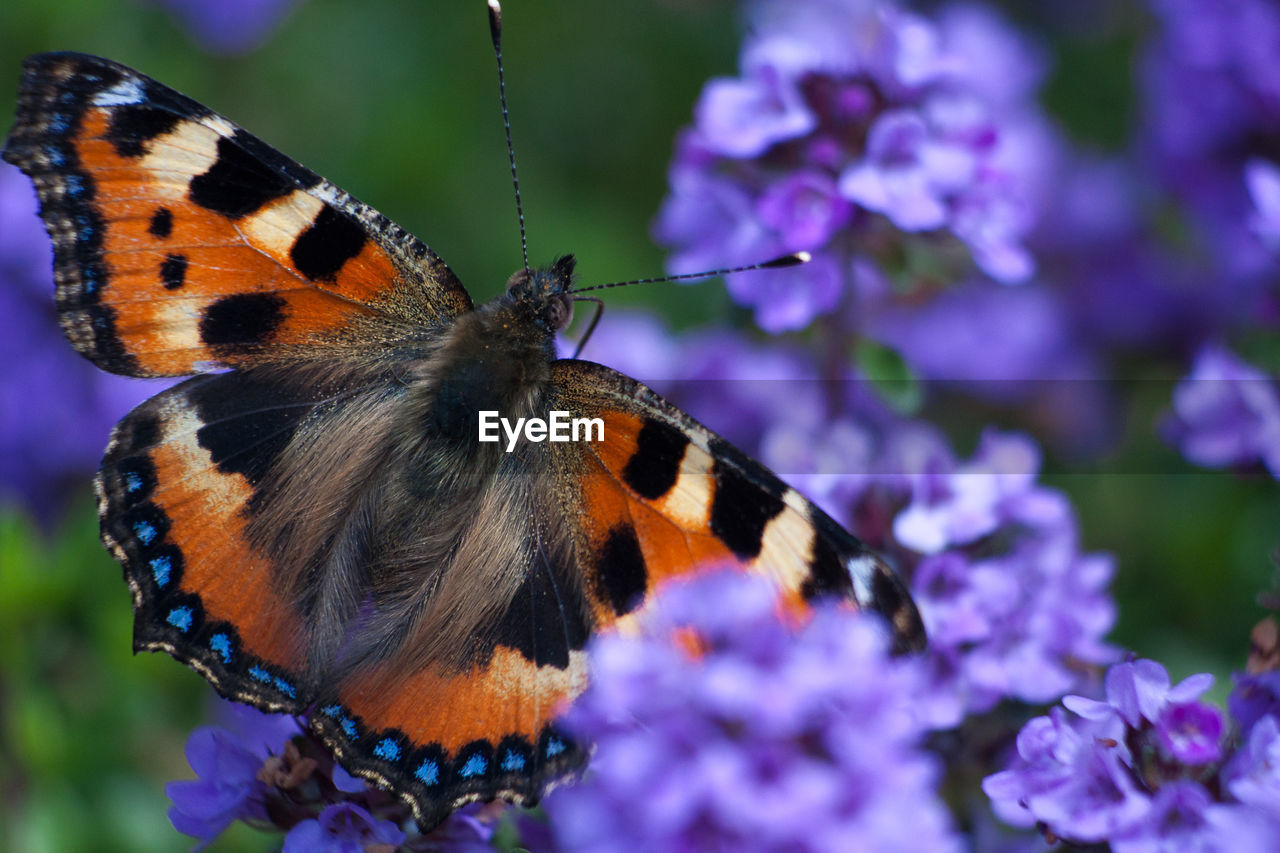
[[2, 52, 471, 377], [548, 361, 926, 649]]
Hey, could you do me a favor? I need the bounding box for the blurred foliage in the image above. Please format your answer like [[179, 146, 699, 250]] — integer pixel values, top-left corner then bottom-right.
[[0, 0, 1274, 849]]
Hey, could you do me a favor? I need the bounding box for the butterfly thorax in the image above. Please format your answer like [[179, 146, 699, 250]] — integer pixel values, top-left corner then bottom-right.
[[404, 255, 577, 447], [260, 256, 584, 676]]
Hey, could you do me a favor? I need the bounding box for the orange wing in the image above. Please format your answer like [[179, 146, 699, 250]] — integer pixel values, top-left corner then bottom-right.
[[315, 647, 588, 828], [96, 369, 335, 711], [549, 360, 925, 648], [2, 53, 471, 377]]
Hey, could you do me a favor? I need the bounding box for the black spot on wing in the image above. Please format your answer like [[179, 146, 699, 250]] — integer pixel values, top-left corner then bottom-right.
[[802, 512, 858, 600], [188, 132, 306, 219], [159, 253, 187, 290], [105, 104, 180, 158], [226, 124, 321, 190], [114, 410, 162, 457], [871, 562, 927, 654], [191, 372, 318, 488], [622, 418, 688, 500], [148, 207, 173, 238], [493, 554, 590, 669], [597, 525, 647, 615], [708, 438, 785, 560], [199, 293, 286, 346], [290, 205, 368, 282]]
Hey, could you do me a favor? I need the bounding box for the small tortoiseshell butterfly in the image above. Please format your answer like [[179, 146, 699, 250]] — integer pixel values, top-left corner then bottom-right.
[[3, 43, 924, 828]]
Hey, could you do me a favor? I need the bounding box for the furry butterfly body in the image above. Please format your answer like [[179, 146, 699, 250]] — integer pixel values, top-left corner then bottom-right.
[[3, 52, 924, 828]]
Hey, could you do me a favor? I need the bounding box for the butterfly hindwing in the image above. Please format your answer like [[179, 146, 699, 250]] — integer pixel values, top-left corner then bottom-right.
[[2, 52, 472, 377], [101, 355, 594, 826], [313, 649, 589, 828], [301, 442, 598, 825], [96, 368, 335, 710]]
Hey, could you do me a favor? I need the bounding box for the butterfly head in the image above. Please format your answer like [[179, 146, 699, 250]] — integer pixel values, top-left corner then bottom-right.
[[504, 254, 577, 335]]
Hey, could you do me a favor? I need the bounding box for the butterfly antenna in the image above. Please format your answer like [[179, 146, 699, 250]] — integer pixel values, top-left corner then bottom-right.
[[568, 251, 811, 294], [488, 0, 530, 273]]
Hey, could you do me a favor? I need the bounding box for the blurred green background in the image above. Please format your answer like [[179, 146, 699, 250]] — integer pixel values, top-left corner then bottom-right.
[[0, 0, 1274, 850]]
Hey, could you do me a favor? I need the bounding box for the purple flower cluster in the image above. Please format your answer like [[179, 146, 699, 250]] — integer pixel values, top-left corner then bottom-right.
[[546, 569, 961, 853], [0, 163, 167, 527], [985, 659, 1280, 850], [734, 361, 1117, 722], [1140, 0, 1280, 284], [829, 427, 1116, 726], [142, 0, 305, 54], [1165, 344, 1280, 479], [654, 0, 1049, 332], [166, 698, 494, 852]]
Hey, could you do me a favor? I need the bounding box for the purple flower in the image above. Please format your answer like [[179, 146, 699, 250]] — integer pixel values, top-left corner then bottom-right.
[[695, 66, 816, 158], [870, 279, 1091, 387], [840, 109, 964, 231], [1139, 0, 1280, 284], [167, 704, 300, 847], [983, 706, 1150, 840], [1165, 344, 1280, 478], [166, 698, 505, 848], [839, 429, 1116, 720], [654, 147, 774, 279], [1246, 159, 1280, 252], [1027, 150, 1233, 363], [1230, 671, 1280, 735], [892, 430, 1043, 554], [655, 0, 1048, 332], [1064, 658, 1214, 729], [282, 803, 405, 853], [1156, 702, 1225, 766], [547, 570, 962, 853], [1109, 781, 1254, 853], [723, 248, 844, 334], [1225, 715, 1280, 821], [987, 657, 1280, 849], [756, 171, 853, 251], [144, 0, 305, 54], [0, 162, 169, 527]]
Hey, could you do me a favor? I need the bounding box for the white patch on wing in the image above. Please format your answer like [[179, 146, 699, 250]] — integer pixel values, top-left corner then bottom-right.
[[155, 397, 253, 510], [847, 553, 879, 606], [653, 441, 714, 528], [92, 77, 144, 106], [239, 190, 325, 259], [148, 297, 204, 359], [137, 120, 223, 199], [200, 114, 238, 139], [754, 489, 816, 588]]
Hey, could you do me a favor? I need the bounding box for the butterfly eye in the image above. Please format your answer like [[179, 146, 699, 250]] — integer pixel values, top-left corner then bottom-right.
[[548, 295, 573, 331]]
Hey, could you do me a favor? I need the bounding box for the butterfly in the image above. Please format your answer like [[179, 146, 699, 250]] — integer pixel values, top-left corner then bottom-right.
[[2, 50, 925, 828]]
